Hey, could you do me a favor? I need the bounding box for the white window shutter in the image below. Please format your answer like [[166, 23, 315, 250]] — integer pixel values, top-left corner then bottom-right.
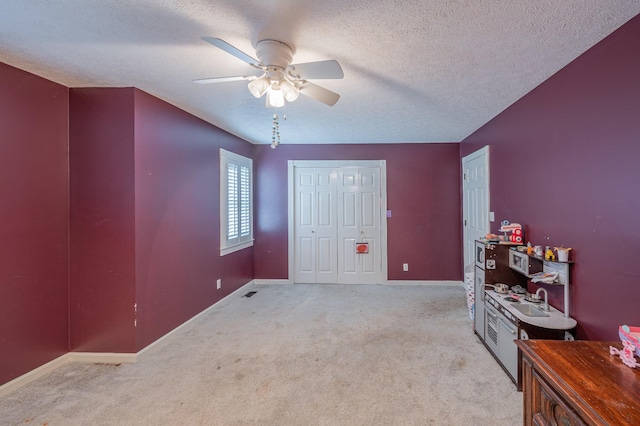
[[220, 149, 253, 255]]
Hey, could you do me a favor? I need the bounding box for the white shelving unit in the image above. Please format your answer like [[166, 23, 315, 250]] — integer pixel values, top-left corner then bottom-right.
[[508, 248, 573, 318]]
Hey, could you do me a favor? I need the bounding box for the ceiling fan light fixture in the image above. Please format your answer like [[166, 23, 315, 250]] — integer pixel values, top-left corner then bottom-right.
[[266, 82, 285, 108], [280, 79, 299, 102], [247, 77, 270, 98]]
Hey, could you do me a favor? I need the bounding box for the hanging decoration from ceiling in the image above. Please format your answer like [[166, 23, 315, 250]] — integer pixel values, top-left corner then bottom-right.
[[271, 113, 280, 149]]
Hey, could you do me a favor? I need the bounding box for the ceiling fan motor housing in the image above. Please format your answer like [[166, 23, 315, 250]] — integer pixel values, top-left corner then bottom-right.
[[256, 39, 294, 69]]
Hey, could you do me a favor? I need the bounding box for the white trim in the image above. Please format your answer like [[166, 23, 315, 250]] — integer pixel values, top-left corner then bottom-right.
[[220, 239, 254, 256], [0, 353, 70, 398], [66, 352, 137, 364], [0, 280, 255, 397], [255, 280, 464, 287], [287, 161, 295, 284], [258, 280, 464, 287], [253, 279, 293, 285], [379, 161, 388, 282], [288, 160, 385, 168], [386, 280, 464, 287], [137, 280, 255, 359], [288, 160, 388, 284], [463, 145, 489, 162]]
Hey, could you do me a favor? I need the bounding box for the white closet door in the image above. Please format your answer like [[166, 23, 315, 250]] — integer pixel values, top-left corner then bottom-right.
[[294, 168, 338, 284], [337, 167, 382, 284], [293, 163, 384, 284]]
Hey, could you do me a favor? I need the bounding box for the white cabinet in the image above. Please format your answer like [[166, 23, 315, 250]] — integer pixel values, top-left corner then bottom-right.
[[485, 292, 520, 383], [484, 303, 499, 355], [498, 316, 518, 380]]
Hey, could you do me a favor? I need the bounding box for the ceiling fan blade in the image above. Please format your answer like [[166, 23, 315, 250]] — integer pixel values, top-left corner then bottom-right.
[[202, 37, 261, 67], [288, 60, 344, 80], [193, 76, 253, 84], [298, 81, 340, 106]]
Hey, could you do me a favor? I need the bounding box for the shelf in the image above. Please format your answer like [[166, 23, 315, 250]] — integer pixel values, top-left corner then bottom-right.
[[508, 247, 574, 318], [536, 262, 570, 286], [509, 247, 574, 264], [478, 239, 522, 246]]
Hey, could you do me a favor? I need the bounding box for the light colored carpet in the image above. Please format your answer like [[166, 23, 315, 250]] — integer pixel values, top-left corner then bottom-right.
[[0, 284, 522, 425]]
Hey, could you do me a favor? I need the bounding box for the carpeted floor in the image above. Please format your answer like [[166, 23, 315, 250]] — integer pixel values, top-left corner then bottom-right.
[[0, 284, 522, 425]]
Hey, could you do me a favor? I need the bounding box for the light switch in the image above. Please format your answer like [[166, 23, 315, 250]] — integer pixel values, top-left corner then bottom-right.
[[489, 211, 495, 222], [387, 210, 392, 218]]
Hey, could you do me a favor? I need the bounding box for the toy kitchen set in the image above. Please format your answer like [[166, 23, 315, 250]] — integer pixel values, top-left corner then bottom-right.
[[473, 221, 576, 389]]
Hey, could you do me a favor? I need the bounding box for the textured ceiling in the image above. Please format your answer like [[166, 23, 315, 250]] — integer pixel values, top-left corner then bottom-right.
[[1, 1, 639, 145]]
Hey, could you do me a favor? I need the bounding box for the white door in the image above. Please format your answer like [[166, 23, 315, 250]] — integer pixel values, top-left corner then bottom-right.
[[294, 167, 338, 284], [462, 147, 490, 269], [337, 167, 382, 284], [291, 161, 386, 284]]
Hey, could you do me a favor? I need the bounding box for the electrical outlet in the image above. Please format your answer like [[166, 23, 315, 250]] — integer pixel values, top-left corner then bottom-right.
[[216, 279, 221, 290], [403, 263, 409, 272]]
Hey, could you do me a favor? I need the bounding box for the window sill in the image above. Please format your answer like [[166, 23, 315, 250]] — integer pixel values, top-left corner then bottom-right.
[[220, 240, 254, 256]]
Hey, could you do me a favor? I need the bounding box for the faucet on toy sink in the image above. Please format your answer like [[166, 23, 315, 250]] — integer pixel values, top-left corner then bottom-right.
[[536, 287, 550, 312]]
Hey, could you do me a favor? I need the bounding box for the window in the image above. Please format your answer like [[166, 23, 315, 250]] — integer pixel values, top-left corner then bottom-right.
[[220, 149, 253, 255]]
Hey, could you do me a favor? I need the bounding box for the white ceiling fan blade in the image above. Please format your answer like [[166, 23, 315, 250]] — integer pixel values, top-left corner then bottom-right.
[[193, 76, 253, 84], [202, 37, 261, 67], [288, 60, 344, 80], [298, 81, 340, 106]]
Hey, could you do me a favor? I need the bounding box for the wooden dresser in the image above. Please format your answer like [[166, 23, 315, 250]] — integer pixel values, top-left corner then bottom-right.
[[516, 340, 640, 425]]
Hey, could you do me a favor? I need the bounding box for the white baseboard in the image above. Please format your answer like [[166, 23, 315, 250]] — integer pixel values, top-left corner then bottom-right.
[[0, 353, 70, 398], [385, 280, 464, 287], [253, 279, 292, 285], [0, 280, 255, 397], [254, 280, 464, 286], [137, 280, 255, 359], [66, 352, 138, 364]]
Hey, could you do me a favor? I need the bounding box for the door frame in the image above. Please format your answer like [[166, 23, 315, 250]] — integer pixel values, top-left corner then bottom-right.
[[288, 160, 388, 284], [462, 146, 490, 269]]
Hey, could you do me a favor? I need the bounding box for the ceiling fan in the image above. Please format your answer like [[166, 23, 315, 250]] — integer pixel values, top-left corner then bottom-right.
[[194, 37, 344, 107]]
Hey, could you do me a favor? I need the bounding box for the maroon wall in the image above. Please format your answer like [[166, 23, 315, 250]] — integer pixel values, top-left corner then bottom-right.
[[132, 89, 254, 350], [69, 88, 254, 353], [253, 143, 461, 281], [0, 63, 69, 384], [3, 79, 255, 385], [461, 14, 640, 340], [69, 88, 137, 352]]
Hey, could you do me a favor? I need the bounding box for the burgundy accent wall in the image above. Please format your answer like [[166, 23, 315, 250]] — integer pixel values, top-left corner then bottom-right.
[[69, 88, 137, 352], [69, 87, 254, 353], [253, 143, 461, 281], [0, 63, 69, 385], [461, 15, 640, 340], [132, 89, 253, 349]]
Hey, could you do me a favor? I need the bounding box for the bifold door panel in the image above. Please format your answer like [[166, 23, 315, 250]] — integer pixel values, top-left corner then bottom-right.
[[294, 165, 382, 284]]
